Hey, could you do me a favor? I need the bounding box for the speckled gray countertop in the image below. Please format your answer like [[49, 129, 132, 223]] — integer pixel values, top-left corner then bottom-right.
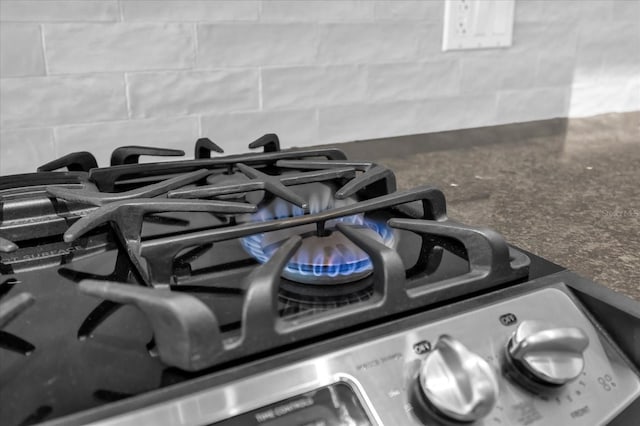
[[333, 113, 640, 300]]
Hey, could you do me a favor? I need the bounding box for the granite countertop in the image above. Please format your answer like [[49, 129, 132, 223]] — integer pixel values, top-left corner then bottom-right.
[[336, 113, 639, 301]]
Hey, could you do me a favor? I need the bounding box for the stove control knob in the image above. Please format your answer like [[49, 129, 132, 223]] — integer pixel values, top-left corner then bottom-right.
[[418, 335, 499, 423], [506, 320, 589, 386]]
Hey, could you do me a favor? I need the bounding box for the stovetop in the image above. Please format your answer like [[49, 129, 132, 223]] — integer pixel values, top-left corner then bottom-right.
[[1, 135, 637, 426]]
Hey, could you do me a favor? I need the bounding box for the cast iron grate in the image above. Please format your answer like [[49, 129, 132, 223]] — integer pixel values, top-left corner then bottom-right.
[[73, 186, 529, 371]]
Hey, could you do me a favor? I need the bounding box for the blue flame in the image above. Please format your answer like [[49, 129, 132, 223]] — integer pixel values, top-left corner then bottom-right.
[[240, 199, 395, 281]]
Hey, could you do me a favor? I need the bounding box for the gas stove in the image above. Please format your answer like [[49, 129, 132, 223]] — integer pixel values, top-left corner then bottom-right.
[[1, 135, 638, 426]]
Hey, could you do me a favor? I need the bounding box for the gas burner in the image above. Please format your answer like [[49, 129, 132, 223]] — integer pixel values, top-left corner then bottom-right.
[[245, 223, 396, 285], [240, 183, 397, 285]]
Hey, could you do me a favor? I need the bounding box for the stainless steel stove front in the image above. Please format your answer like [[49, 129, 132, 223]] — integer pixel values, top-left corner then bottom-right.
[[85, 286, 640, 426]]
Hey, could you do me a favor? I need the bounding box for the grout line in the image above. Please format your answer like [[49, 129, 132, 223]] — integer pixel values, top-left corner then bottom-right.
[[258, 67, 263, 110], [50, 115, 202, 131], [314, 107, 320, 146], [118, 0, 125, 22], [39, 67, 197, 78], [192, 23, 199, 69], [52, 126, 60, 157], [39, 24, 50, 75], [123, 73, 133, 118], [11, 59, 473, 79]]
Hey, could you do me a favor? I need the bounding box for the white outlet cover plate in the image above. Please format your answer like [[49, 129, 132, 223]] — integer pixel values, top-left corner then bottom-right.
[[443, 0, 515, 51]]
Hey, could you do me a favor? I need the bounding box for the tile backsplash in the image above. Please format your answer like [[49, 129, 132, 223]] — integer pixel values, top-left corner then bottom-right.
[[1, 0, 638, 174]]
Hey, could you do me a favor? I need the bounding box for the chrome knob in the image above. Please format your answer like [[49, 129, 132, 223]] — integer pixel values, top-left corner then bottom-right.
[[507, 320, 589, 386], [418, 335, 499, 423]]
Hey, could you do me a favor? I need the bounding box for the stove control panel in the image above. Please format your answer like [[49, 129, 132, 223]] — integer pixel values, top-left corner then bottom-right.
[[91, 288, 640, 426]]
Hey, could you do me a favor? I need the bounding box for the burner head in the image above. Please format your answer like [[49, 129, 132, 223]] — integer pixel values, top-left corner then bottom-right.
[[266, 225, 389, 284], [241, 183, 397, 285]]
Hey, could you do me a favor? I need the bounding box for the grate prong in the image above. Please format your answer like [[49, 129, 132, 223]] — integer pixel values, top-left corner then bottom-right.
[[47, 169, 212, 206]]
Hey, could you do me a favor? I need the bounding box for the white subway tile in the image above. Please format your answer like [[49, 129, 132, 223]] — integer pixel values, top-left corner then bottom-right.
[[621, 79, 640, 113], [317, 23, 423, 65], [496, 87, 570, 124], [0, 74, 127, 128], [122, 1, 258, 22], [201, 109, 318, 153], [0, 128, 54, 175], [611, 0, 640, 21], [512, 22, 578, 56], [0, 24, 45, 77], [499, 56, 540, 90], [262, 65, 367, 109], [460, 54, 538, 95], [0, 0, 635, 148], [54, 117, 199, 167], [536, 55, 576, 87], [417, 23, 446, 57], [514, 0, 546, 23], [197, 24, 317, 67], [515, 0, 611, 24], [575, 0, 613, 22], [44, 23, 194, 73], [0, 1, 119, 22], [598, 59, 640, 86], [374, 1, 442, 21], [128, 70, 259, 119], [574, 21, 640, 86], [578, 20, 639, 51], [572, 50, 602, 87], [516, 1, 580, 23], [318, 101, 420, 143], [366, 60, 460, 102], [415, 95, 497, 133], [570, 82, 640, 117], [261, 1, 374, 22]]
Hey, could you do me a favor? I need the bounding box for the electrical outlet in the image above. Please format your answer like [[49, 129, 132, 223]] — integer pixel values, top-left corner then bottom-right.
[[442, 0, 515, 51]]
